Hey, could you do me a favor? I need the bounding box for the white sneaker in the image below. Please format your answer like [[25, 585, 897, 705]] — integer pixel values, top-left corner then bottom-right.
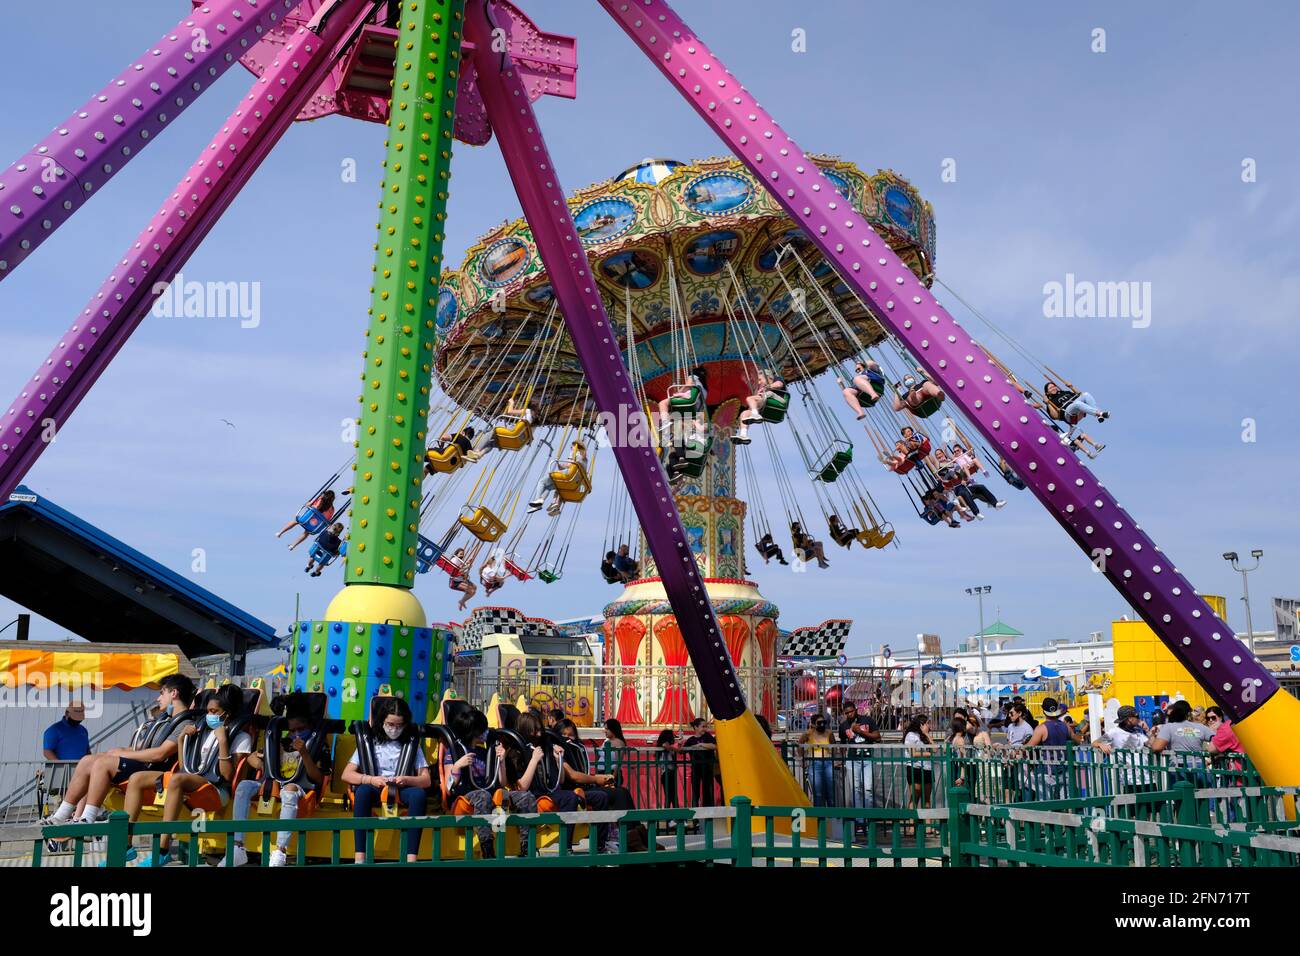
[[218, 844, 248, 867], [995, 500, 1007, 509], [976, 513, 985, 521], [526, 500, 543, 513], [269, 849, 288, 867]]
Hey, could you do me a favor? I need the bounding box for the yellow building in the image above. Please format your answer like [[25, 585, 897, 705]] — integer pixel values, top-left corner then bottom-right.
[[1109, 595, 1228, 708]]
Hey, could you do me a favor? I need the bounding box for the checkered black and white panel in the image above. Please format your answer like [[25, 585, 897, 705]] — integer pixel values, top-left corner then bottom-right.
[[463, 608, 560, 649], [781, 620, 852, 658]]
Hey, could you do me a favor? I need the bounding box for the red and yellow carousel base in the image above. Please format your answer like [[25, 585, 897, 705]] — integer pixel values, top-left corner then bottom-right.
[[716, 710, 812, 835]]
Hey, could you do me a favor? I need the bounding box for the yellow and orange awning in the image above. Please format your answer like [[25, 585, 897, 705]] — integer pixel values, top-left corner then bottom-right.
[[0, 647, 181, 690]]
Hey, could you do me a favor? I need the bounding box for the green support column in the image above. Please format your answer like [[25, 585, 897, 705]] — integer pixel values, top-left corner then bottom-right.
[[324, 0, 464, 628]]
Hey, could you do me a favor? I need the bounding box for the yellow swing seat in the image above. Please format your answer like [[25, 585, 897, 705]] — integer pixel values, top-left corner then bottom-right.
[[426, 444, 464, 475], [458, 505, 507, 542], [549, 459, 591, 503], [493, 419, 533, 451]]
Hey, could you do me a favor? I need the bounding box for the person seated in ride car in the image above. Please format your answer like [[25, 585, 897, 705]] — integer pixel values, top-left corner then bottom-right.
[[225, 695, 326, 867], [126, 684, 254, 866], [341, 697, 431, 864], [42, 675, 198, 828]]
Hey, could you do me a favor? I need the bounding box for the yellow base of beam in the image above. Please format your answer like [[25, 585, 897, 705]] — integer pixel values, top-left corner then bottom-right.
[[324, 584, 427, 628], [716, 710, 811, 834], [1234, 690, 1300, 787]]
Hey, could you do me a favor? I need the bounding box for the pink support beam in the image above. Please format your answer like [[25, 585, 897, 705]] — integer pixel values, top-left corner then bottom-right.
[[0, 0, 303, 282], [601, 0, 1276, 722], [0, 0, 375, 498], [466, 0, 747, 718]]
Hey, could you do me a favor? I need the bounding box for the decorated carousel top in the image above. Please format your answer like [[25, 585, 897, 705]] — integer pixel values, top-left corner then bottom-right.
[[433, 156, 936, 425]]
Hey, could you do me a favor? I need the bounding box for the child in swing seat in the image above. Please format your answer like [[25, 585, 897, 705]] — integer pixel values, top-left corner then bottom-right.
[[447, 548, 477, 611], [479, 552, 507, 598], [304, 523, 345, 576], [277, 489, 335, 551]]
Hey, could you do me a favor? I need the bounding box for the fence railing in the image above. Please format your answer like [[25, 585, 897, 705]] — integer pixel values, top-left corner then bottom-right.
[[959, 784, 1300, 867], [8, 784, 1295, 868]]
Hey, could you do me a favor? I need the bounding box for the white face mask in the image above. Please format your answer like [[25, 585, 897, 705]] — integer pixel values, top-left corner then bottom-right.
[[383, 725, 403, 741]]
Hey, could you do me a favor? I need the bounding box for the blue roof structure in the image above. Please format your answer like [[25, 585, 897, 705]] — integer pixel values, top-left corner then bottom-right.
[[0, 486, 275, 657]]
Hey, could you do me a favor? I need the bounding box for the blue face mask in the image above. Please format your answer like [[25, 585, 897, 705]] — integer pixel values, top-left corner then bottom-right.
[[205, 714, 223, 729]]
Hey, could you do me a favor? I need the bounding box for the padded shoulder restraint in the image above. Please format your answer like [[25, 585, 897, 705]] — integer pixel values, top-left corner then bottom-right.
[[264, 715, 327, 789], [349, 720, 378, 777]]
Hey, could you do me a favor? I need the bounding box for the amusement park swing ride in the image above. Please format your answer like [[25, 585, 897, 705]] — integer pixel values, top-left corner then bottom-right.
[[0, 0, 1294, 829]]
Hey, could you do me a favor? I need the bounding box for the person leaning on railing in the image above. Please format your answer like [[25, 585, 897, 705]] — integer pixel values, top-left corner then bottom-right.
[[1148, 700, 1221, 786], [1091, 705, 1155, 793]]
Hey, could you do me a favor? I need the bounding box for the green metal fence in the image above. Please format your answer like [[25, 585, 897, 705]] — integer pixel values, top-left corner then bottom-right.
[[957, 784, 1300, 867], [11, 783, 1294, 868]]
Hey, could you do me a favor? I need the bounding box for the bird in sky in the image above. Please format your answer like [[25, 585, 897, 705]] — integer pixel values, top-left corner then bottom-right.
[[220, 419, 236, 429]]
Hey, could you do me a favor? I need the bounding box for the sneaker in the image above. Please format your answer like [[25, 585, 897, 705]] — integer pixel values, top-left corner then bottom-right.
[[218, 844, 248, 868], [1098, 411, 1109, 422], [269, 849, 288, 867], [995, 500, 1007, 509], [526, 500, 543, 513], [731, 433, 751, 445], [97, 847, 138, 867], [976, 513, 985, 521]]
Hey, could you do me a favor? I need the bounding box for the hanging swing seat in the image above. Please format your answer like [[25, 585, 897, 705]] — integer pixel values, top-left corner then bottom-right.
[[827, 517, 858, 549], [504, 555, 532, 582], [309, 539, 347, 568], [549, 459, 591, 503], [758, 391, 790, 424], [538, 567, 562, 584], [493, 419, 533, 451], [667, 383, 704, 413], [872, 526, 897, 549], [911, 393, 945, 418], [811, 440, 853, 483], [670, 434, 713, 479], [295, 505, 331, 536], [415, 534, 447, 575], [458, 505, 507, 542], [434, 555, 461, 576], [426, 444, 464, 475]]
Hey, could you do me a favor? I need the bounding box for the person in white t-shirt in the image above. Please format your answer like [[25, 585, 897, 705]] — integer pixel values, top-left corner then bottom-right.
[[1093, 705, 1153, 791], [341, 697, 431, 863]]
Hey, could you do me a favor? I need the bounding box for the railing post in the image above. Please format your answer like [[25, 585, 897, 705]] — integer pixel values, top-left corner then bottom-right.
[[731, 796, 752, 867], [947, 786, 968, 867], [1173, 779, 1197, 866], [1066, 744, 1077, 798], [104, 811, 130, 868]]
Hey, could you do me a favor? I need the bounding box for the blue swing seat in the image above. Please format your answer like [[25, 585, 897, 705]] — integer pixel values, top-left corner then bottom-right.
[[309, 539, 347, 568], [296, 505, 329, 535], [415, 534, 446, 575]]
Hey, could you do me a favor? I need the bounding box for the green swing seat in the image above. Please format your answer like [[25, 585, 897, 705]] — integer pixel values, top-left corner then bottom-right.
[[911, 394, 944, 418], [758, 391, 790, 424], [538, 569, 561, 584], [672, 435, 713, 479], [668, 386, 703, 413], [812, 441, 853, 484]]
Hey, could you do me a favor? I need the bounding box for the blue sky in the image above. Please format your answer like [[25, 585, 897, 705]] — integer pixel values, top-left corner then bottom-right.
[[0, 0, 1296, 659]]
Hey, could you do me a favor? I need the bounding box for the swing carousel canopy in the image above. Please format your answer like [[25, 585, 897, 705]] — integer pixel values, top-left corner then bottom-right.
[[433, 156, 937, 426]]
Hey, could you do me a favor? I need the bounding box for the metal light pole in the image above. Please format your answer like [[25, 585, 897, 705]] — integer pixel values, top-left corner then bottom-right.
[[965, 586, 991, 688], [1223, 551, 1263, 654]]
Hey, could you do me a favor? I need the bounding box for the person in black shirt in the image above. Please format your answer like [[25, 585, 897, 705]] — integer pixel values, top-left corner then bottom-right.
[[839, 702, 879, 836], [756, 532, 788, 565], [1027, 382, 1107, 457], [681, 718, 718, 807], [304, 522, 344, 576]]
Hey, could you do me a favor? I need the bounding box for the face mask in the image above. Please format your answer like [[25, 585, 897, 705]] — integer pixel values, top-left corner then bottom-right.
[[384, 725, 403, 741], [205, 714, 223, 729]]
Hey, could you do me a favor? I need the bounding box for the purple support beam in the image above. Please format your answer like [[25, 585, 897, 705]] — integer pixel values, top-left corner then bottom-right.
[[0, 0, 375, 498], [466, 1, 747, 720], [0, 0, 303, 282], [600, 0, 1276, 723]]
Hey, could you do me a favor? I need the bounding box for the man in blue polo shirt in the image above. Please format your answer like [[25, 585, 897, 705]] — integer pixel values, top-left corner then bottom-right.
[[42, 700, 90, 761]]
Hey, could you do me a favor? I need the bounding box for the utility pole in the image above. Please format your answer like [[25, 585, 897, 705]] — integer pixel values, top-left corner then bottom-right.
[[1222, 551, 1262, 654], [965, 586, 991, 687]]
